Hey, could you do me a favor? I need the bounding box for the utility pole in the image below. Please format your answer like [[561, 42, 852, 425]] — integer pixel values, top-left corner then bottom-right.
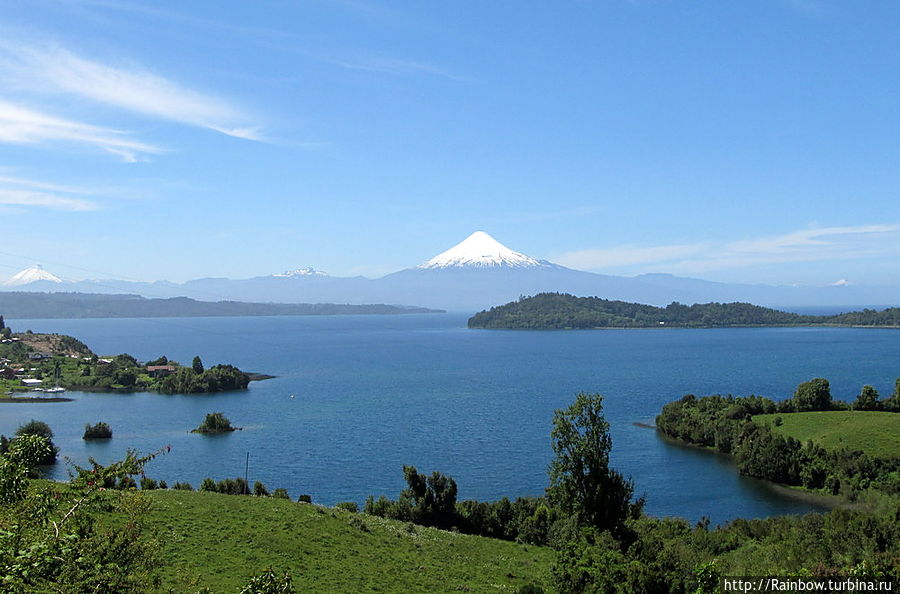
[[244, 452, 249, 495]]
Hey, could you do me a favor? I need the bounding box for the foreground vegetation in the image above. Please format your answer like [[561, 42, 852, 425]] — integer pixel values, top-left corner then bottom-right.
[[3, 389, 899, 592], [468, 292, 900, 329]]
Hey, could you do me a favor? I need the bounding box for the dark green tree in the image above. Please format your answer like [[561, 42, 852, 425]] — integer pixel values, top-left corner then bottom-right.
[[547, 393, 643, 540], [793, 378, 832, 412], [853, 385, 880, 411], [400, 465, 458, 527], [15, 419, 57, 465], [0, 314, 4, 330], [883, 378, 900, 412], [192, 356, 204, 374]]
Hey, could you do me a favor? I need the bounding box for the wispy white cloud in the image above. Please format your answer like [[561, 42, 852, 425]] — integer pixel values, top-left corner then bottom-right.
[[0, 189, 97, 211], [0, 175, 95, 196], [0, 175, 107, 211], [555, 224, 900, 274], [0, 99, 165, 161], [0, 41, 265, 142], [330, 54, 468, 82]]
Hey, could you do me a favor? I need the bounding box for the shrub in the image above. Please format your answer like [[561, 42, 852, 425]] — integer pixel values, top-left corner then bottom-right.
[[348, 515, 369, 532], [297, 494, 312, 503], [140, 477, 158, 490], [173, 481, 194, 491], [253, 481, 270, 497], [200, 477, 217, 492], [239, 567, 294, 594], [336, 501, 359, 513], [272, 488, 290, 499], [83, 422, 113, 440]]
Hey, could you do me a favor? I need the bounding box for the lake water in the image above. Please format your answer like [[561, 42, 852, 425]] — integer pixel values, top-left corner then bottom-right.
[[3, 314, 898, 526]]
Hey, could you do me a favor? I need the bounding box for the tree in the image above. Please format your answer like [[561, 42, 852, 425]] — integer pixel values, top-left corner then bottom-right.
[[192, 356, 204, 374], [15, 419, 57, 465], [853, 385, 880, 411], [399, 465, 458, 527], [883, 378, 900, 412], [0, 314, 4, 330], [547, 393, 643, 540], [793, 378, 832, 412]]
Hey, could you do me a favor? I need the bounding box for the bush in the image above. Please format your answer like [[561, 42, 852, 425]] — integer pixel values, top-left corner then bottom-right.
[[140, 477, 158, 490], [200, 477, 217, 492], [297, 494, 312, 504], [239, 567, 294, 594], [173, 481, 194, 491], [336, 501, 359, 513], [272, 488, 290, 499], [253, 481, 270, 497], [83, 422, 113, 440]]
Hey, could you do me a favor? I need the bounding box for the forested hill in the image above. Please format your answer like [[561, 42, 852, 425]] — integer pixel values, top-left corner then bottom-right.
[[467, 293, 900, 329], [0, 292, 442, 319]]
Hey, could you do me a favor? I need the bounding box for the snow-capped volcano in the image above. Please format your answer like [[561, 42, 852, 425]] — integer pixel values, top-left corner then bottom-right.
[[272, 267, 328, 277], [4, 265, 63, 286], [419, 231, 546, 269]]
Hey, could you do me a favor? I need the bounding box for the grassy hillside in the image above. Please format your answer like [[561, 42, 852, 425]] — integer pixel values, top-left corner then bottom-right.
[[754, 411, 900, 459], [142, 490, 552, 593]]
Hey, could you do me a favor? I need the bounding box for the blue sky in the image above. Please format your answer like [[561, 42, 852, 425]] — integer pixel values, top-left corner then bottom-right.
[[1, 0, 899, 286]]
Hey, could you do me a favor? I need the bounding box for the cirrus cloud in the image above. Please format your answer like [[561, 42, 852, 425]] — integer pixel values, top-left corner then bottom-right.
[[554, 224, 900, 275]]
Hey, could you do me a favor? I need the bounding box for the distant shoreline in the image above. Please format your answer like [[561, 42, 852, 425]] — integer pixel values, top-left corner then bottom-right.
[[0, 291, 444, 320]]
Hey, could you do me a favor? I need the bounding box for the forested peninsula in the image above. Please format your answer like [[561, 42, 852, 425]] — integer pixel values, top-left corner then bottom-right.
[[656, 378, 900, 498], [0, 292, 442, 319], [0, 317, 254, 396], [468, 292, 900, 329]]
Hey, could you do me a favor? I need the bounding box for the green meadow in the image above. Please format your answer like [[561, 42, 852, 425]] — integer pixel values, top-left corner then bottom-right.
[[753, 411, 900, 459], [142, 490, 553, 593]]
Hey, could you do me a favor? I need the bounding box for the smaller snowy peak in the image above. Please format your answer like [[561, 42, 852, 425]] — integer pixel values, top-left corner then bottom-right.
[[419, 231, 544, 269], [4, 264, 63, 286], [272, 267, 329, 278]]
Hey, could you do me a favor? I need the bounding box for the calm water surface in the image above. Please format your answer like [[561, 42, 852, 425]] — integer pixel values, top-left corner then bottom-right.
[[3, 313, 898, 525]]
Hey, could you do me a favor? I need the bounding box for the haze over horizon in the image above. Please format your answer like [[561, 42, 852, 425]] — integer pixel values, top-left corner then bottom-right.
[[2, 1, 900, 287]]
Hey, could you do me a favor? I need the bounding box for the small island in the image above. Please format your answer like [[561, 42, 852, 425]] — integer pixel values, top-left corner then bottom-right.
[[83, 422, 113, 440], [468, 292, 900, 329], [0, 316, 259, 398], [191, 412, 240, 434]]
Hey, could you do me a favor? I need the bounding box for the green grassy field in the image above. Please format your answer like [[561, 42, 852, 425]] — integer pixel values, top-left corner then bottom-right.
[[754, 411, 900, 458], [142, 490, 552, 593]]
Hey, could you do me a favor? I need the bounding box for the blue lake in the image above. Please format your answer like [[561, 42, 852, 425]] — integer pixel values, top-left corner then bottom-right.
[[3, 313, 898, 526]]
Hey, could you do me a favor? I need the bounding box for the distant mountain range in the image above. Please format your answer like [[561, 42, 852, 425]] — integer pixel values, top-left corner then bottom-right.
[[3, 232, 899, 311]]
